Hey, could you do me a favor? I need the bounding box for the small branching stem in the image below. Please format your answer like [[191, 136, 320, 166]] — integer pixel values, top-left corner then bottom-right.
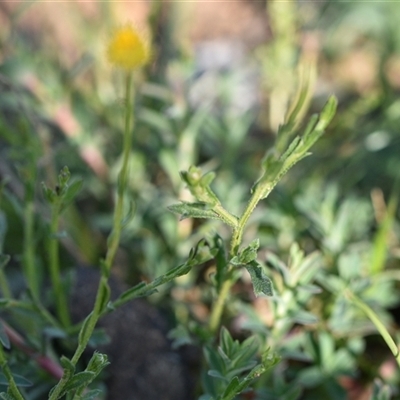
[[209, 185, 266, 334], [49, 72, 135, 400], [104, 72, 134, 272]]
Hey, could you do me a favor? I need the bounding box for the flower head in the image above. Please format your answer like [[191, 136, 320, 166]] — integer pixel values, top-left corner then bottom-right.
[[107, 24, 151, 70]]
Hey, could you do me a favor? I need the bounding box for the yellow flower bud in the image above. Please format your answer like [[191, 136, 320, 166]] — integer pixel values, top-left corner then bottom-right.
[[107, 24, 151, 70]]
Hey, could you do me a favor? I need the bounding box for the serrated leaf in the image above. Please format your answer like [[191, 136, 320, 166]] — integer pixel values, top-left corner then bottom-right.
[[245, 263, 273, 297]]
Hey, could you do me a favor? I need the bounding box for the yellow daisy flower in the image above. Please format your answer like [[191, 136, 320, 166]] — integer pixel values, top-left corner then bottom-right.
[[107, 24, 151, 70]]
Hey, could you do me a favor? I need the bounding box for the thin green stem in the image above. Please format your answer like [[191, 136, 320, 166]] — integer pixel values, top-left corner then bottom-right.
[[24, 200, 39, 298], [209, 272, 234, 334], [231, 185, 264, 255], [49, 72, 135, 400], [71, 276, 108, 366], [48, 203, 70, 328], [104, 72, 134, 272], [346, 290, 400, 368], [209, 185, 265, 334], [213, 203, 239, 229], [0, 343, 25, 400]]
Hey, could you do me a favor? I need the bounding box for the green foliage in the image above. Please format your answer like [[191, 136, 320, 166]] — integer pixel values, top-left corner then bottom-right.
[[201, 327, 280, 400], [0, 1, 399, 400]]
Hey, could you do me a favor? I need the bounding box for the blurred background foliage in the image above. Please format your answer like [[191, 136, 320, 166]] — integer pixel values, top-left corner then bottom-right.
[[0, 0, 400, 399]]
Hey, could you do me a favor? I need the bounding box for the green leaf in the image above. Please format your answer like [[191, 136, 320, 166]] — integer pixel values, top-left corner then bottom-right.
[[219, 326, 234, 354], [0, 320, 10, 349], [60, 356, 75, 375], [221, 376, 240, 398], [58, 166, 71, 188], [121, 198, 136, 227], [219, 364, 266, 400], [253, 97, 337, 202], [168, 202, 219, 221], [231, 336, 259, 367], [0, 373, 32, 387], [276, 59, 317, 153], [370, 193, 397, 274], [86, 352, 109, 376], [116, 282, 158, 303], [245, 262, 273, 296], [296, 366, 324, 388], [138, 107, 173, 134], [168, 325, 193, 349], [213, 234, 227, 292], [62, 371, 95, 393], [208, 369, 228, 381], [231, 239, 260, 266], [187, 238, 217, 266], [180, 166, 219, 205], [41, 183, 56, 204], [78, 313, 95, 347], [314, 96, 338, 131], [291, 310, 318, 325], [60, 178, 83, 213]]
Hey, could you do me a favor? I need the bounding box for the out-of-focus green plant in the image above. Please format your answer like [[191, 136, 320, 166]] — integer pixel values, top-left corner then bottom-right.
[[0, 1, 400, 400]]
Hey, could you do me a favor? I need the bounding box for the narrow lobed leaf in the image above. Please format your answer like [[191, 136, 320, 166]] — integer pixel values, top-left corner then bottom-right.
[[245, 262, 273, 297]]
